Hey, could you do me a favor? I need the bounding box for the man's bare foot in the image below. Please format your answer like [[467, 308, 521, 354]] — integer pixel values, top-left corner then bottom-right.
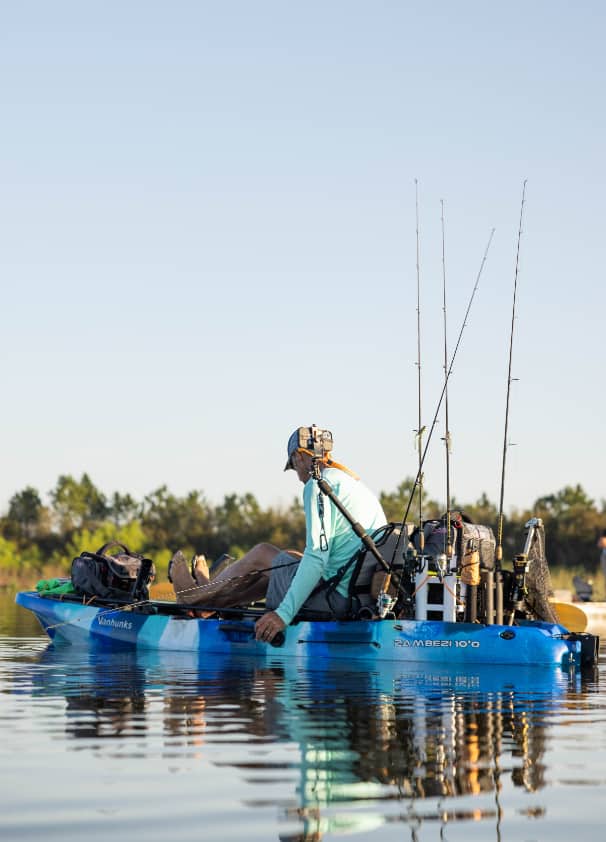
[[192, 554, 210, 584], [167, 550, 187, 584]]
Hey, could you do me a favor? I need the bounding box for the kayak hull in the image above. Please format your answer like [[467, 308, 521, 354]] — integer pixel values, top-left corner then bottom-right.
[[15, 590, 585, 668]]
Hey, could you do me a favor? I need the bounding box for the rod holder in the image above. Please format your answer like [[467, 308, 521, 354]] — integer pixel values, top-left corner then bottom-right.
[[466, 584, 478, 623], [495, 570, 504, 625], [484, 570, 494, 625]]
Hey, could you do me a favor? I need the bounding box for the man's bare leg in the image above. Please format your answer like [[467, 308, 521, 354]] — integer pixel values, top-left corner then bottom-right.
[[171, 543, 285, 607], [211, 543, 282, 584]]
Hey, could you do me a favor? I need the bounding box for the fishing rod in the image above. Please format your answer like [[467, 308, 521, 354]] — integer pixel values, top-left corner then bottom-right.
[[440, 199, 453, 558], [496, 181, 528, 573], [393, 226, 496, 557], [415, 180, 425, 553]]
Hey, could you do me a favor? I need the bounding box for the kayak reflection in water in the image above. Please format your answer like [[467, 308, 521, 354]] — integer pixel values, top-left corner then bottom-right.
[[19, 644, 569, 839]]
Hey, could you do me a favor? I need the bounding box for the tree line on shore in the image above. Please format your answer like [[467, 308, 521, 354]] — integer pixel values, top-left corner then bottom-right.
[[0, 473, 604, 583]]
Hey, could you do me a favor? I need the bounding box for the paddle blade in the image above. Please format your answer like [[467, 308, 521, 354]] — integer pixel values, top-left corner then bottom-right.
[[552, 601, 588, 633]]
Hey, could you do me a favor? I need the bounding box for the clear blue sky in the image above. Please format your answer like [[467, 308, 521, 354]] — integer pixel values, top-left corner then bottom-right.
[[1, 1, 604, 516]]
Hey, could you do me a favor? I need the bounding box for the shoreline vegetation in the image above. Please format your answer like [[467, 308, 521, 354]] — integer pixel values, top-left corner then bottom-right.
[[1, 473, 604, 597]]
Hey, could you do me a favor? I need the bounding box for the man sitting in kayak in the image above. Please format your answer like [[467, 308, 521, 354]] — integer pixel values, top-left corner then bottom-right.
[[168, 426, 387, 644]]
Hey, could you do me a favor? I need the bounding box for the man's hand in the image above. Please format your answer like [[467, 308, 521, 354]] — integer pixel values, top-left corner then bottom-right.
[[255, 611, 286, 643]]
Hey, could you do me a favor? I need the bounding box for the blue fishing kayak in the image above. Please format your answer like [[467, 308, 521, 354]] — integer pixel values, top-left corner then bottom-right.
[[15, 590, 592, 668]]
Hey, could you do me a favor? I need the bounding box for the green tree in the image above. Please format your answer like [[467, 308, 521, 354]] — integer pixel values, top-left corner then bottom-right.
[[0, 534, 19, 575], [213, 494, 306, 558], [532, 484, 602, 568], [5, 486, 48, 544], [141, 486, 215, 554], [49, 520, 147, 573], [3, 470, 605, 586], [453, 491, 498, 526], [534, 484, 594, 517], [379, 478, 441, 524], [108, 492, 141, 526], [49, 474, 108, 533], [214, 493, 267, 556], [8, 486, 42, 532], [0, 534, 45, 579], [261, 499, 306, 552]]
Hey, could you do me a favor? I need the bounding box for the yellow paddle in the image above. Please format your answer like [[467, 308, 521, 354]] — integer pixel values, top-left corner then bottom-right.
[[551, 601, 588, 633]]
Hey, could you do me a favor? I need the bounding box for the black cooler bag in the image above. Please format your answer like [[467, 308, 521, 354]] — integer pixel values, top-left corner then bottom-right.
[[71, 541, 155, 602]]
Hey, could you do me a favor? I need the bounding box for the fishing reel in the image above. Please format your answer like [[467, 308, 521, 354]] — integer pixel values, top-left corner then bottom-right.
[[403, 546, 424, 577], [376, 591, 396, 619]]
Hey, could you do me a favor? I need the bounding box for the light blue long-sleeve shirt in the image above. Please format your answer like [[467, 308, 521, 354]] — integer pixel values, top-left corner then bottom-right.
[[275, 467, 386, 625]]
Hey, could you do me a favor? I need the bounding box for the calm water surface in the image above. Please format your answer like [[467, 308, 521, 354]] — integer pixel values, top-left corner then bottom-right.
[[2, 590, 606, 842]]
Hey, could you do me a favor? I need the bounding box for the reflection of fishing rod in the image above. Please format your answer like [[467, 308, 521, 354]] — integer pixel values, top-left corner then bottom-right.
[[495, 181, 527, 622], [414, 180, 425, 553], [440, 199, 453, 559], [394, 227, 496, 548]]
